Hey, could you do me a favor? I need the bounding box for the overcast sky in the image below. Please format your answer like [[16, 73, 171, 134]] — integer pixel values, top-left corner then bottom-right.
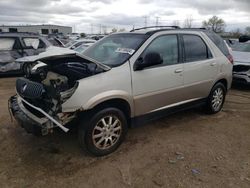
[[0, 0, 250, 33]]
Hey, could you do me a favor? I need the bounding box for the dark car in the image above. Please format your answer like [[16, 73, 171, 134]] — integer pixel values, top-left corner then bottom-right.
[[0, 32, 51, 75]]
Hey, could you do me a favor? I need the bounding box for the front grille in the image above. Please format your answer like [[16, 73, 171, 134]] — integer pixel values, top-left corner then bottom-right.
[[16, 78, 45, 99]]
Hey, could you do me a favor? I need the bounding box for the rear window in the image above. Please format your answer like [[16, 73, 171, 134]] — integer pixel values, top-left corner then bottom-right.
[[204, 31, 230, 57], [0, 38, 15, 50]]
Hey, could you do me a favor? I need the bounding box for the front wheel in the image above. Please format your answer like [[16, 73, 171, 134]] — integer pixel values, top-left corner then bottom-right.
[[78, 108, 128, 156], [205, 83, 226, 114]]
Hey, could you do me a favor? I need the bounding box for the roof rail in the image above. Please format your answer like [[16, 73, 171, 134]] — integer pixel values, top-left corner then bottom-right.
[[182, 27, 207, 30], [130, 25, 180, 32]]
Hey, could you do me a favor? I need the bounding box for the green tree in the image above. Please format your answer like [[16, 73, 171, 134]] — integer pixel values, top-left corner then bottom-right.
[[202, 16, 226, 33]]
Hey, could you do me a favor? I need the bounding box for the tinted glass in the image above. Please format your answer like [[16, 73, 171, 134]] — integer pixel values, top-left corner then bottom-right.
[[183, 35, 208, 62], [204, 31, 230, 57], [83, 34, 147, 67], [143, 35, 178, 65]]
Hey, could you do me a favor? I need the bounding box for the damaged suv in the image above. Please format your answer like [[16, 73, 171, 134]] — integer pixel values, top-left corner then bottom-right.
[[0, 32, 51, 75], [10, 27, 233, 156]]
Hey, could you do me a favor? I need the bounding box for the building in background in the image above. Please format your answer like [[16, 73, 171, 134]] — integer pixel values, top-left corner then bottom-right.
[[0, 24, 72, 35]]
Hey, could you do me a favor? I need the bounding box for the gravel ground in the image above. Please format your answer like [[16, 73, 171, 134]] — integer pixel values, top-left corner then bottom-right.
[[0, 77, 250, 188]]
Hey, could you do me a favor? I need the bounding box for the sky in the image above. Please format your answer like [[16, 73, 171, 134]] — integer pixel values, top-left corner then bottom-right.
[[0, 0, 250, 33]]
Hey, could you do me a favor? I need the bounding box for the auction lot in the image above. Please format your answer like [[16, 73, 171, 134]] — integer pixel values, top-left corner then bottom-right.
[[0, 77, 250, 188]]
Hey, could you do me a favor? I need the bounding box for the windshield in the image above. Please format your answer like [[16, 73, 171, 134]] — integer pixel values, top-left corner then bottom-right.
[[83, 33, 148, 67], [231, 42, 250, 52], [75, 44, 93, 53]]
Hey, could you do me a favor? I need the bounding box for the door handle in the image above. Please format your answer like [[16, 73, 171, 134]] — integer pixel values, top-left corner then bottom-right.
[[210, 62, 216, 66], [174, 69, 183, 73]]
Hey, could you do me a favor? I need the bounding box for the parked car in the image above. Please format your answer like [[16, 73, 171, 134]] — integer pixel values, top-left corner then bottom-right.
[[231, 40, 250, 84], [10, 27, 233, 156], [86, 35, 105, 41], [74, 43, 94, 53], [0, 32, 51, 75], [64, 39, 96, 50]]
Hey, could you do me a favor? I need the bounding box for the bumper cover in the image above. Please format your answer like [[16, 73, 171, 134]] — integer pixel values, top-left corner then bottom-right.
[[9, 95, 69, 135], [233, 73, 250, 84]]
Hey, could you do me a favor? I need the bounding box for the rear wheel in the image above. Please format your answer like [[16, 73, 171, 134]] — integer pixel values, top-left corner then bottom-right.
[[78, 108, 128, 156], [205, 83, 226, 114]]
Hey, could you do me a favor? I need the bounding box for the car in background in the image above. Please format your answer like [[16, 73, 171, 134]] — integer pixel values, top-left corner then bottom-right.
[[231, 40, 250, 85], [0, 32, 51, 75], [73, 42, 94, 53], [65, 39, 96, 50], [85, 35, 105, 40]]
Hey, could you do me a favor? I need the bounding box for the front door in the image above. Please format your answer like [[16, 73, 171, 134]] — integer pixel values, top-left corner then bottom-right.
[[130, 34, 184, 116]]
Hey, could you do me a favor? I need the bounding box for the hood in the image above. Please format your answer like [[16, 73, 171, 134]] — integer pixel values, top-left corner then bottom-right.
[[232, 51, 250, 65], [16, 46, 111, 71], [16, 46, 76, 62]]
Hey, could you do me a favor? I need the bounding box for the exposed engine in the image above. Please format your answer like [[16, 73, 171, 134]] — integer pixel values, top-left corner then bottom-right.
[[17, 56, 105, 117]]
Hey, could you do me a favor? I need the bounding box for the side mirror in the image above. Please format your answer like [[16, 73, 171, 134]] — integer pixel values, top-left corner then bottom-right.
[[134, 51, 163, 71]]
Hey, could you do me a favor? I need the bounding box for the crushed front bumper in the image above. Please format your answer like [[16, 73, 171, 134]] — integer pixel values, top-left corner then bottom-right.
[[9, 95, 69, 136], [233, 72, 250, 85]]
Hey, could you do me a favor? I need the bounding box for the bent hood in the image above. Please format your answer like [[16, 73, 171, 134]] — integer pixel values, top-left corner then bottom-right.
[[16, 46, 110, 71], [16, 46, 76, 62]]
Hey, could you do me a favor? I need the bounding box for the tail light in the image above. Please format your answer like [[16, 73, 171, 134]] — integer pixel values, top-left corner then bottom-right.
[[227, 54, 234, 65]]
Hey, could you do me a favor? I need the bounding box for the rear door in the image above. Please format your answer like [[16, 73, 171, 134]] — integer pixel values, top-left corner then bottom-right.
[[181, 34, 218, 100], [131, 34, 184, 116]]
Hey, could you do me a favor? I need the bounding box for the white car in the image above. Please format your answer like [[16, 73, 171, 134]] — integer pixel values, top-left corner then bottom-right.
[[231, 41, 250, 84]]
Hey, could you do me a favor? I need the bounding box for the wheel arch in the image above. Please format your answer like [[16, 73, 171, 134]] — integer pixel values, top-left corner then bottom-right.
[[214, 78, 228, 91], [90, 98, 132, 120]]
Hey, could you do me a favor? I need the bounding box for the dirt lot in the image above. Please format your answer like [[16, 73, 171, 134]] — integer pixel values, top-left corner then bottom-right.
[[0, 77, 250, 188]]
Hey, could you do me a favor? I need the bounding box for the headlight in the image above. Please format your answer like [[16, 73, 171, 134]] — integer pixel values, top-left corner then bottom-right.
[[60, 82, 79, 102]]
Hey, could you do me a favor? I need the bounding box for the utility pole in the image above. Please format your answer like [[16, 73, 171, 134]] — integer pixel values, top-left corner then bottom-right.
[[143, 16, 148, 27], [99, 24, 102, 34], [155, 16, 160, 26]]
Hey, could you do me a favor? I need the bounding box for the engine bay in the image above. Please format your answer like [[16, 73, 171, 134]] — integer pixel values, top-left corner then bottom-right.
[[18, 55, 106, 115]]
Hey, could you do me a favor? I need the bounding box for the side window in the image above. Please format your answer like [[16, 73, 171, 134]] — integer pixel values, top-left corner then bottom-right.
[[142, 35, 178, 66], [22, 38, 46, 49], [22, 38, 39, 49], [0, 38, 15, 50], [183, 35, 212, 62]]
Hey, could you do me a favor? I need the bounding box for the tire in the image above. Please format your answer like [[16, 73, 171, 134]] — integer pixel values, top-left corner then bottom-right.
[[78, 107, 128, 156], [205, 82, 226, 114]]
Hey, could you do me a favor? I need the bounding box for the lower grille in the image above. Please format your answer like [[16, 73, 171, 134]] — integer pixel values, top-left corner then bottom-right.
[[16, 78, 45, 99]]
